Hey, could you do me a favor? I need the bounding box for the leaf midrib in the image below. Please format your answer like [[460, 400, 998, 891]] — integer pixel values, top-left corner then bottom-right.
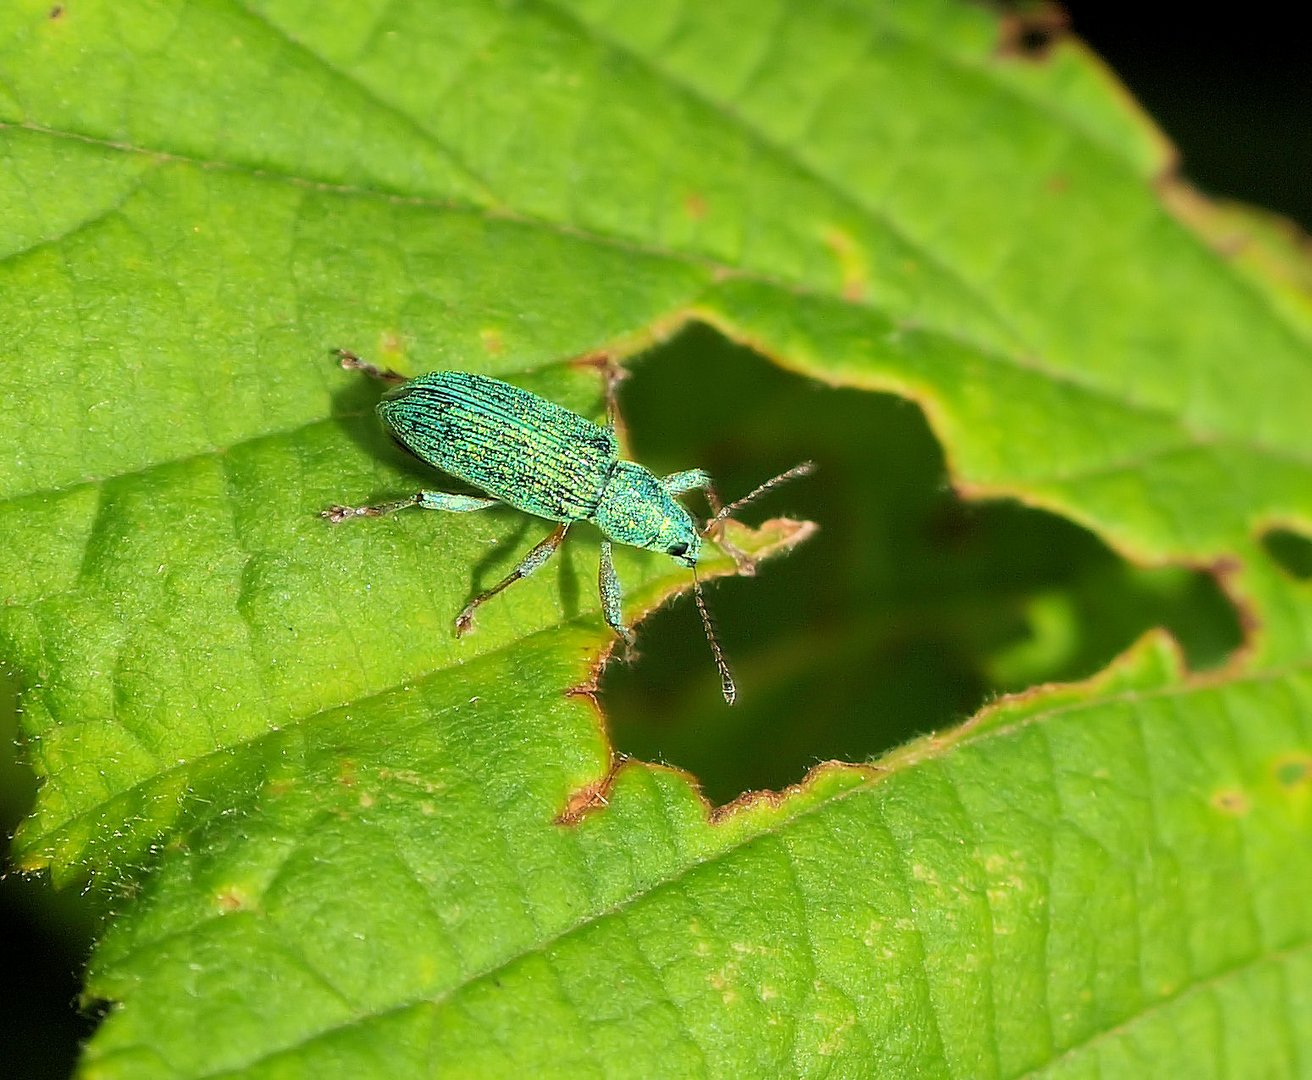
[[1015, 936, 1311, 1079], [4, 119, 1311, 521], [5, 15, 1283, 468], [224, 0, 501, 206]]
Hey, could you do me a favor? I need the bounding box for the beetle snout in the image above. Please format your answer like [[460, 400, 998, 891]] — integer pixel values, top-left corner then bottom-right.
[[664, 539, 698, 568]]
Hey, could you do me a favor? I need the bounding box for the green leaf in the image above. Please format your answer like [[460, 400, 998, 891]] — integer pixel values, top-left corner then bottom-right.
[[2, 1, 1310, 1077]]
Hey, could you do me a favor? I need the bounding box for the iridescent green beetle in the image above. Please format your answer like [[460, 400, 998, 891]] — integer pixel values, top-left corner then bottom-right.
[[323, 350, 812, 703]]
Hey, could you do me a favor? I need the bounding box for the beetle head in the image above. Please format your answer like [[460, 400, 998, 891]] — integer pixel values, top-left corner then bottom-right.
[[653, 514, 701, 569], [597, 462, 701, 567]]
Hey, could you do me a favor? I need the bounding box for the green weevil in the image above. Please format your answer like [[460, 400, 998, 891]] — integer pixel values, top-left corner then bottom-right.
[[322, 349, 813, 703]]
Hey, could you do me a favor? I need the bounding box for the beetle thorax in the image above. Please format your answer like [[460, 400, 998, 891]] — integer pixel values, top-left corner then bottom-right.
[[595, 461, 700, 566]]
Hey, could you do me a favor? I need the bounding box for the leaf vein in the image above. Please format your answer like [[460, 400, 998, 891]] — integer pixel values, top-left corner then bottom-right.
[[223, 0, 502, 205]]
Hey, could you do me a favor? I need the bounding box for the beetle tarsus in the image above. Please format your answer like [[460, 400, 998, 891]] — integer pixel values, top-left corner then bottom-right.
[[335, 348, 408, 385], [709, 523, 758, 576], [321, 503, 388, 522], [321, 504, 360, 523], [322, 495, 421, 522]]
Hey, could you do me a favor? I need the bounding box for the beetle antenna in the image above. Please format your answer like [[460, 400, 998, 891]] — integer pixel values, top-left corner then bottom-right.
[[702, 460, 816, 534], [691, 567, 736, 705]]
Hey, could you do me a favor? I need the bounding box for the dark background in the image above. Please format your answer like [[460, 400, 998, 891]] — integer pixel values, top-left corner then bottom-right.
[[4, 8, 1307, 1077], [1064, 5, 1309, 230]]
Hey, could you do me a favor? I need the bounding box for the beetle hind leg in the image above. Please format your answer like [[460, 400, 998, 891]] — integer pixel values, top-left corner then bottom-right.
[[322, 491, 498, 523], [456, 523, 570, 636], [335, 348, 408, 385]]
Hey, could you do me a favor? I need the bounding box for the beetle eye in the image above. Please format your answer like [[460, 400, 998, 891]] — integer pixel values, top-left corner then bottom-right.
[[667, 542, 689, 558]]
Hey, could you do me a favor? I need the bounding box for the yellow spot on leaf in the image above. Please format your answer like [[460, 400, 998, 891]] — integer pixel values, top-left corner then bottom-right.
[[480, 328, 505, 356], [821, 227, 869, 302], [1275, 755, 1311, 789], [215, 886, 252, 913], [1211, 789, 1249, 814], [377, 330, 407, 370]]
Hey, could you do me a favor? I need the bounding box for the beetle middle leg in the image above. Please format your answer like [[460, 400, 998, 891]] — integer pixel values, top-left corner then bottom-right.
[[662, 469, 712, 497], [598, 540, 635, 649], [322, 491, 499, 523], [662, 469, 757, 574], [456, 523, 570, 636]]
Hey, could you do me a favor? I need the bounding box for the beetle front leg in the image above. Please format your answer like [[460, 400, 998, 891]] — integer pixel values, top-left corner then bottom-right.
[[322, 491, 499, 523], [598, 540, 635, 649], [662, 469, 712, 497], [601, 359, 627, 433], [571, 349, 627, 431], [456, 523, 570, 636], [706, 526, 757, 576]]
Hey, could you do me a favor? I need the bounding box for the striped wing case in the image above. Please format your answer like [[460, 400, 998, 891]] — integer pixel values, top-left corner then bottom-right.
[[377, 371, 617, 521]]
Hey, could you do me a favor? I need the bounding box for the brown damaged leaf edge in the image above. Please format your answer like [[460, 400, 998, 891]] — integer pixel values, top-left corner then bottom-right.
[[707, 758, 886, 824], [558, 515, 818, 826], [557, 753, 885, 829], [994, 9, 1178, 179], [561, 629, 1199, 834], [995, 3, 1069, 61]]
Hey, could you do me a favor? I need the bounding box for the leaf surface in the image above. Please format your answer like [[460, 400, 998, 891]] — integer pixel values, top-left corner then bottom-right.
[[1, 1, 1310, 1076]]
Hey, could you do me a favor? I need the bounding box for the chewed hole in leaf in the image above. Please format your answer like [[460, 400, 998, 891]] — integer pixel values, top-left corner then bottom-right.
[[601, 324, 1244, 805], [1261, 527, 1312, 580], [0, 672, 98, 1076], [0, 871, 98, 1077]]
